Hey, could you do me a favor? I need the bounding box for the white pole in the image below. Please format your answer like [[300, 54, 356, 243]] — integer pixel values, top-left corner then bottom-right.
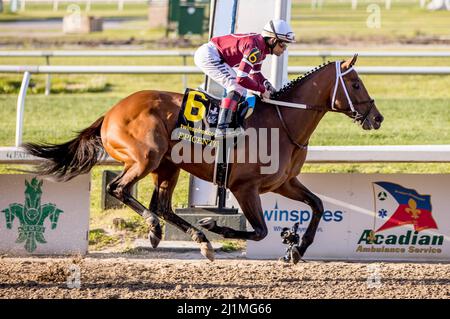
[[351, 0, 358, 10], [20, 0, 25, 11], [271, 0, 291, 89], [385, 0, 391, 10], [53, 0, 59, 12], [118, 0, 124, 11], [16, 72, 31, 147], [86, 0, 91, 12], [45, 56, 51, 96], [10, 0, 18, 12], [420, 0, 427, 8]]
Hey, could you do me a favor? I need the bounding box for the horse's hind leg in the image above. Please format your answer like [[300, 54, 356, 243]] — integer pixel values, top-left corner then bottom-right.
[[106, 145, 168, 248], [150, 160, 215, 261], [103, 112, 170, 248]]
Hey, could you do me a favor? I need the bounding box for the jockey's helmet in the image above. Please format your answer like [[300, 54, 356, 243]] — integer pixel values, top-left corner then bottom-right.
[[261, 19, 296, 43]]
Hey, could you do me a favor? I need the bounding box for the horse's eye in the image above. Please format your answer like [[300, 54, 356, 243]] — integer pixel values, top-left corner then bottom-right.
[[352, 82, 360, 89]]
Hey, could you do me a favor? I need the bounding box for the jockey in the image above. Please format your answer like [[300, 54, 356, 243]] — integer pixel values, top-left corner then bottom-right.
[[194, 19, 296, 138]]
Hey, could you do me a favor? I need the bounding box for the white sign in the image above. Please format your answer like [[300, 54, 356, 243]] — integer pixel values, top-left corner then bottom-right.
[[0, 174, 90, 255], [246, 173, 450, 262]]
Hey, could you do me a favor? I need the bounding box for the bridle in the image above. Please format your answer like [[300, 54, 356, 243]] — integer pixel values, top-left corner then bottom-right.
[[262, 61, 376, 149], [331, 61, 375, 125]]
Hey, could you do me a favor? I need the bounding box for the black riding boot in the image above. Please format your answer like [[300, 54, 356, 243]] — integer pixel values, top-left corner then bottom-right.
[[215, 107, 243, 139]]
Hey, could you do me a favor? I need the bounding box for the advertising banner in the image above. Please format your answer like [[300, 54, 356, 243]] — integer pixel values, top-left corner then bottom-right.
[[0, 174, 90, 255], [246, 173, 450, 262]]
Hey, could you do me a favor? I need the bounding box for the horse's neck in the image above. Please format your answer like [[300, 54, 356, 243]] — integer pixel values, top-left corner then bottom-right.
[[276, 71, 333, 146]]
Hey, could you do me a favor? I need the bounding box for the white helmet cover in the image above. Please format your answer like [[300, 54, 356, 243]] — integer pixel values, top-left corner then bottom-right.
[[262, 19, 296, 43]]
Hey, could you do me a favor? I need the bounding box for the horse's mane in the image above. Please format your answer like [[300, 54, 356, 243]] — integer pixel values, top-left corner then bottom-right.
[[272, 60, 333, 99]]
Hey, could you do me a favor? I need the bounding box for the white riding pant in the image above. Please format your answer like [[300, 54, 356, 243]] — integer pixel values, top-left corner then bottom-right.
[[194, 42, 247, 96]]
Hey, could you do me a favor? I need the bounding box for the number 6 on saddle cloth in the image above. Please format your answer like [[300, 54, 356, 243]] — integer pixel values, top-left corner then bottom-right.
[[175, 88, 255, 188], [177, 88, 255, 132]]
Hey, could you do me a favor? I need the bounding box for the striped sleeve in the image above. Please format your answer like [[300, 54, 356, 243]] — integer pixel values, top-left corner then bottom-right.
[[236, 47, 265, 92], [249, 62, 267, 87]]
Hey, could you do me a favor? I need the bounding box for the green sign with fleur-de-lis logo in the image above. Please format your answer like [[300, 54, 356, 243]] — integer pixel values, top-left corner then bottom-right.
[[1, 177, 63, 252]]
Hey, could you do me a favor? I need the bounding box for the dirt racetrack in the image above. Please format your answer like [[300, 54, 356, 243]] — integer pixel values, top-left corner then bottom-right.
[[1, 249, 450, 299]]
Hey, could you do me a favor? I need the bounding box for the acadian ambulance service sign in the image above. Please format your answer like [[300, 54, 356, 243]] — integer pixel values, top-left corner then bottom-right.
[[246, 173, 450, 261], [0, 174, 90, 255]]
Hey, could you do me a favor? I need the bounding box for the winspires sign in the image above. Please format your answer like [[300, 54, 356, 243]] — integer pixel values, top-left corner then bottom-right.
[[243, 173, 450, 261]]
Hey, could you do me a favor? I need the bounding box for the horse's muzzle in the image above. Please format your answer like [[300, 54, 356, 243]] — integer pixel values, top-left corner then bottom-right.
[[371, 114, 384, 130], [363, 111, 384, 130]]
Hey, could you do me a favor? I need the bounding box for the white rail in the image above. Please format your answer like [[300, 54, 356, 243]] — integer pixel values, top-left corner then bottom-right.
[[1, 50, 450, 58], [2, 65, 450, 75], [2, 49, 448, 95], [306, 145, 450, 163], [0, 50, 195, 57], [0, 65, 201, 74], [2, 145, 450, 165]]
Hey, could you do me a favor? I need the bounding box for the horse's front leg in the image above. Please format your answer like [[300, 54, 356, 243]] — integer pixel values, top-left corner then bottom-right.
[[199, 188, 267, 241], [275, 177, 324, 261]]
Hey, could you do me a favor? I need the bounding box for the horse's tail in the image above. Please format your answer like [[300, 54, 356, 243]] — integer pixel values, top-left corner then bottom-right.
[[22, 116, 105, 182]]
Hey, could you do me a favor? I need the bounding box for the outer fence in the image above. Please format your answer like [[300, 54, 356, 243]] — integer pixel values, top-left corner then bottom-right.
[[2, 49, 450, 58], [2, 0, 149, 12], [2, 49, 449, 94]]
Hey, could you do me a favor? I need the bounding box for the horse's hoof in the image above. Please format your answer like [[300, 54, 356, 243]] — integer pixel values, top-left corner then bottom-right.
[[291, 246, 301, 264], [198, 217, 216, 231], [148, 223, 162, 249], [200, 242, 215, 262]]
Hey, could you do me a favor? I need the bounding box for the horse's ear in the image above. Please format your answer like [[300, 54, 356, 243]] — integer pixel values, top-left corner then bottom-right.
[[342, 54, 358, 70]]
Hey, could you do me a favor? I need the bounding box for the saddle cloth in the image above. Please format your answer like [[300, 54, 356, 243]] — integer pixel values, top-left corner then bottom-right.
[[175, 88, 252, 147]]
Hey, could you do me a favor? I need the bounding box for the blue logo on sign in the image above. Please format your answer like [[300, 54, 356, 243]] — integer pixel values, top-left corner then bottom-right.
[[263, 201, 344, 224]]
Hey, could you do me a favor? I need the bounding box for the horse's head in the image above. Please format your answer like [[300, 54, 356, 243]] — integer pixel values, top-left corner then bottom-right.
[[331, 54, 383, 130]]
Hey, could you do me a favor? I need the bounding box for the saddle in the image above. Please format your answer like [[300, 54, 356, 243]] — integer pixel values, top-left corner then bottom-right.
[[175, 88, 256, 188]]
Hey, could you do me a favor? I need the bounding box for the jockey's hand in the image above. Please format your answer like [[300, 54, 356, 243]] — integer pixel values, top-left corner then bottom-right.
[[261, 89, 272, 100], [263, 80, 276, 95]]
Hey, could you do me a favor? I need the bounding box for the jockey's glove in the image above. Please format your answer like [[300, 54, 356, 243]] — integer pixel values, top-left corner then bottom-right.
[[263, 80, 277, 94], [261, 89, 272, 100]]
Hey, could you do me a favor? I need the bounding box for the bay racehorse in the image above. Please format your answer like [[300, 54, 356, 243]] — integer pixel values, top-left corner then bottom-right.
[[23, 55, 383, 262]]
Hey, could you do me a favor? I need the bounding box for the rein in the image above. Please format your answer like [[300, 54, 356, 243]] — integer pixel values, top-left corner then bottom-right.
[[263, 61, 375, 149], [274, 105, 309, 150]]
